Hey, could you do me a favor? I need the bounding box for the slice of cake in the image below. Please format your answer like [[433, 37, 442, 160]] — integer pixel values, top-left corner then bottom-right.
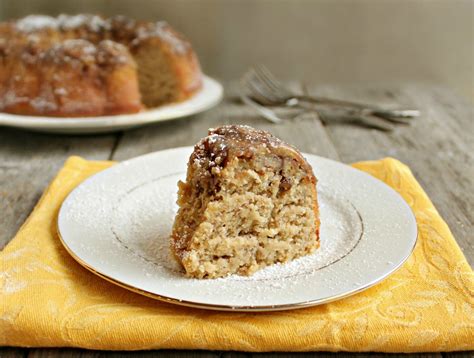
[[171, 125, 320, 279]]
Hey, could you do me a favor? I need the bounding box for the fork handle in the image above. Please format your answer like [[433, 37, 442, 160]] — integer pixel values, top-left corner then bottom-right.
[[295, 95, 371, 109], [294, 95, 420, 118]]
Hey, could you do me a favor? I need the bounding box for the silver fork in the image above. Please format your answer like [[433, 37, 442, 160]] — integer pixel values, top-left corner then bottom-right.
[[240, 86, 395, 131], [243, 66, 420, 123]]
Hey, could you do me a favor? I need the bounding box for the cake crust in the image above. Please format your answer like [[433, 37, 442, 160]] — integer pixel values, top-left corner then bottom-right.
[[171, 125, 320, 279]]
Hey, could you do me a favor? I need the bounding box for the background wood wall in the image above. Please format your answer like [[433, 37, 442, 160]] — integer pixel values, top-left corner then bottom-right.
[[1, 0, 473, 102]]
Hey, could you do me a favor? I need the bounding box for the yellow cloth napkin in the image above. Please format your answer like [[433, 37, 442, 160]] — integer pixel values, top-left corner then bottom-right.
[[1, 156, 473, 352]]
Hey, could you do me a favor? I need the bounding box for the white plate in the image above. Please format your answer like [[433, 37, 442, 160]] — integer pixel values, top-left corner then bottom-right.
[[0, 76, 223, 134], [58, 147, 417, 311]]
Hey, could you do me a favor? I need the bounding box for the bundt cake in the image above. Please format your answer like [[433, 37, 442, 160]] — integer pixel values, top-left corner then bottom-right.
[[0, 14, 202, 117], [171, 125, 320, 279]]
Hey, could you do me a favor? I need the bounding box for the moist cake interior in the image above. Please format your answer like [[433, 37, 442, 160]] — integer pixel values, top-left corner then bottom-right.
[[171, 125, 320, 279]]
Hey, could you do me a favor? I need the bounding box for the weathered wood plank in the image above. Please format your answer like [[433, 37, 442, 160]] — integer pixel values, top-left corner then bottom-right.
[[27, 349, 220, 357], [0, 347, 28, 357], [27, 348, 100, 357], [222, 352, 251, 358], [112, 82, 340, 162], [249, 354, 442, 358], [443, 353, 474, 358], [23, 350, 450, 357], [0, 127, 116, 248], [304, 83, 474, 266]]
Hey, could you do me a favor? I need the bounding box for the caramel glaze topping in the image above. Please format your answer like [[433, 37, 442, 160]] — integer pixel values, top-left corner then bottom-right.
[[189, 125, 316, 195]]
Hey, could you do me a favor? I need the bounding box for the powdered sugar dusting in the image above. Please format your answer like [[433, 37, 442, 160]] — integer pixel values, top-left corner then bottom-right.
[[108, 174, 362, 283], [30, 97, 58, 112], [110, 174, 182, 273], [12, 14, 191, 61], [15, 14, 111, 33], [15, 15, 58, 32], [133, 21, 189, 54], [58, 14, 110, 32]]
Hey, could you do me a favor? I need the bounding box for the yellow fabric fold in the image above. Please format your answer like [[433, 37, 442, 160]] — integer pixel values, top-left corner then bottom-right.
[[1, 156, 473, 352]]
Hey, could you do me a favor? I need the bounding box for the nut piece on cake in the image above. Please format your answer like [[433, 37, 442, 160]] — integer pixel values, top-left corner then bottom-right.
[[170, 125, 320, 279]]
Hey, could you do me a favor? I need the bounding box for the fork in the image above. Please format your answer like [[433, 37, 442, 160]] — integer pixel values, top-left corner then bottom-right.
[[240, 87, 395, 131], [243, 66, 420, 123]]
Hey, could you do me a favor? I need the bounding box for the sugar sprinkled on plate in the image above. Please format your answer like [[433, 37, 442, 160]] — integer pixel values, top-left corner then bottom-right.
[[108, 177, 362, 285]]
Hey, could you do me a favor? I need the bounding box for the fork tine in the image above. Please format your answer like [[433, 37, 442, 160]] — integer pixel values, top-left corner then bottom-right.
[[242, 71, 270, 103], [254, 65, 282, 90], [243, 70, 282, 105], [242, 81, 274, 106], [241, 80, 273, 106], [254, 65, 292, 98], [251, 66, 286, 100]]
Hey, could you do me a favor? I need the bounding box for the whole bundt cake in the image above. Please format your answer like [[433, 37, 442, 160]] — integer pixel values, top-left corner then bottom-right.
[[0, 14, 202, 117], [171, 125, 320, 279]]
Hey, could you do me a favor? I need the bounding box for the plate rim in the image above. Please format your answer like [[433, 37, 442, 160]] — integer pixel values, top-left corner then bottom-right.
[[0, 75, 223, 129], [57, 148, 418, 312], [57, 224, 417, 312]]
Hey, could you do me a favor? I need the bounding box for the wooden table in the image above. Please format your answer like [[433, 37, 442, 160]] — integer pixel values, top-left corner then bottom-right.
[[1, 82, 472, 357]]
